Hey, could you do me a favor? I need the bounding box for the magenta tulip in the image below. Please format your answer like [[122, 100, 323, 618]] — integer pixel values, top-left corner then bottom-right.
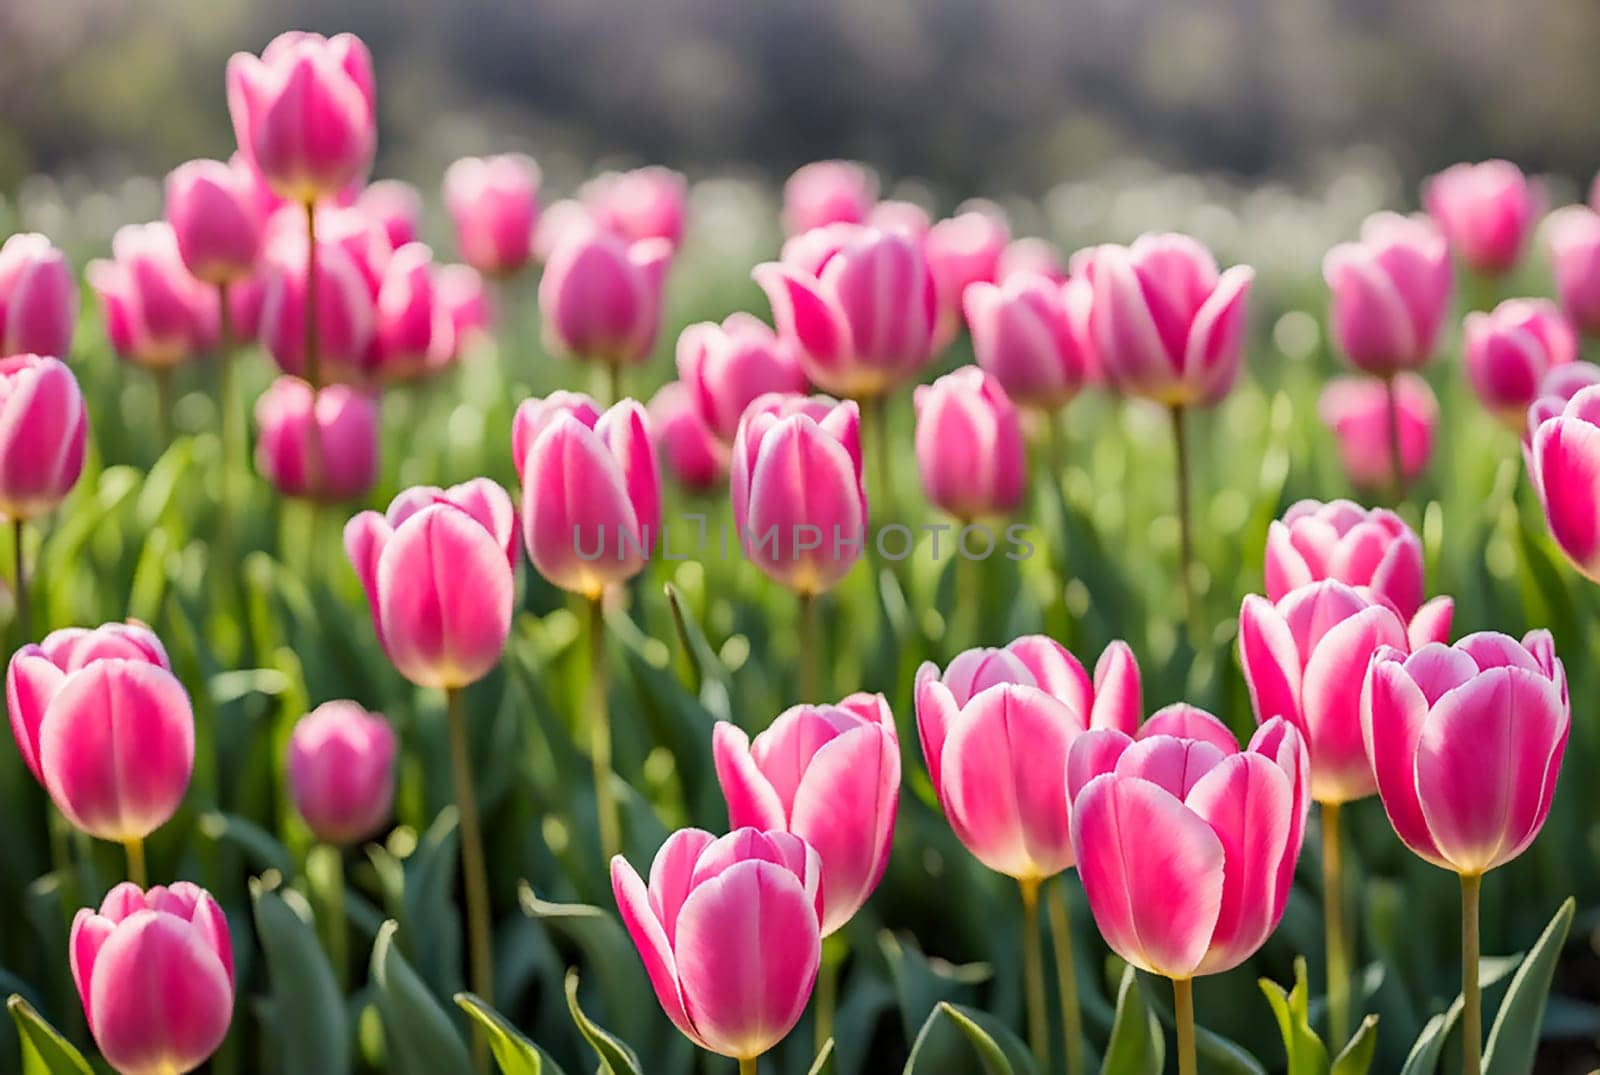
[[582, 166, 688, 249], [345, 481, 516, 689], [254, 376, 378, 501], [164, 158, 265, 285], [539, 231, 671, 368], [754, 228, 936, 399], [444, 154, 541, 278], [613, 828, 821, 1060], [88, 223, 219, 370], [730, 393, 864, 595], [257, 225, 377, 383], [513, 393, 659, 596], [676, 313, 807, 443], [71, 882, 234, 1075], [0, 355, 87, 522], [1323, 212, 1452, 377], [1463, 299, 1576, 428], [913, 366, 1026, 521], [0, 233, 78, 360], [783, 160, 877, 236], [227, 31, 376, 203], [357, 178, 423, 250], [1424, 160, 1542, 277], [1265, 499, 1443, 624], [964, 272, 1090, 411], [1525, 362, 1600, 460], [649, 381, 727, 494], [1544, 205, 1600, 338], [1319, 374, 1438, 492], [925, 206, 1010, 347], [286, 700, 396, 845], [1529, 384, 1600, 580], [372, 242, 442, 380]]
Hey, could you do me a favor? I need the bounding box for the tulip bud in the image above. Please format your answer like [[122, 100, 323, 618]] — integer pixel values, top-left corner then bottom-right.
[[964, 272, 1090, 410], [783, 160, 878, 236], [0, 355, 88, 522], [1319, 374, 1438, 492], [88, 223, 219, 370], [0, 233, 78, 359], [866, 200, 932, 243], [286, 700, 396, 844], [165, 158, 265, 285], [357, 179, 424, 249], [997, 237, 1068, 285], [257, 229, 377, 383], [345, 480, 517, 689], [675, 313, 807, 443], [430, 263, 492, 366], [1423, 160, 1541, 277], [533, 198, 599, 263], [444, 154, 541, 278], [581, 165, 688, 249], [71, 882, 234, 1075], [1529, 384, 1600, 580], [254, 376, 379, 501], [612, 827, 822, 1059], [649, 381, 727, 494], [1544, 206, 1600, 338], [539, 232, 671, 367], [373, 242, 440, 380], [714, 693, 899, 935], [913, 366, 1026, 521], [1264, 499, 1436, 622], [1463, 299, 1576, 428], [1323, 212, 1452, 376], [925, 205, 1009, 347]]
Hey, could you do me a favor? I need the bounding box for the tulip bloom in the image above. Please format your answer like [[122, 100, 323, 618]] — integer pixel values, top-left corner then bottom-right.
[[286, 700, 396, 845], [7, 623, 193, 845], [254, 376, 378, 501], [676, 313, 807, 443], [1323, 212, 1452, 377], [512, 393, 659, 597], [649, 381, 727, 494], [1463, 299, 1576, 428], [582, 165, 688, 249], [964, 272, 1090, 411], [373, 242, 442, 380], [227, 32, 376, 203], [0, 233, 77, 359], [1264, 499, 1438, 622], [256, 228, 377, 383], [925, 207, 1010, 347], [71, 882, 234, 1075], [1319, 374, 1438, 493], [88, 223, 220, 370], [1529, 384, 1600, 580], [0, 355, 88, 522], [730, 393, 864, 595], [1544, 205, 1600, 338], [539, 231, 672, 370], [443, 154, 542, 278], [1424, 160, 1542, 278], [165, 158, 265, 285], [357, 178, 423, 249], [782, 160, 877, 236], [913, 366, 1026, 521], [714, 693, 899, 936], [345, 480, 516, 690]]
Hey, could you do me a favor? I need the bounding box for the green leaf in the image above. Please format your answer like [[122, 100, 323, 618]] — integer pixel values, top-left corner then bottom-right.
[[1330, 1015, 1379, 1075], [1100, 964, 1163, 1075], [879, 930, 991, 1045], [1482, 897, 1576, 1075], [904, 1002, 1034, 1075], [249, 879, 351, 1075], [1398, 1009, 1455, 1075], [199, 811, 294, 875], [454, 992, 567, 1075], [564, 968, 642, 1075], [1258, 957, 1329, 1075], [808, 1038, 836, 1075], [663, 581, 734, 720], [370, 919, 473, 1075], [1135, 972, 1268, 1075], [519, 884, 658, 1053], [6, 996, 91, 1075]]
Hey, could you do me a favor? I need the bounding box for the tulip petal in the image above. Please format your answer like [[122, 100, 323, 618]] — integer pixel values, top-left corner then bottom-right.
[[1238, 594, 1303, 736], [6, 648, 64, 783], [712, 723, 787, 832], [1298, 604, 1406, 801], [611, 855, 699, 1046], [789, 723, 900, 935]]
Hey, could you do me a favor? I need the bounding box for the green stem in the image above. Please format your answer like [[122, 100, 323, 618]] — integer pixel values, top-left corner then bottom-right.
[[1461, 872, 1482, 1075], [1019, 878, 1050, 1071], [154, 367, 174, 449], [814, 935, 844, 1054], [798, 590, 820, 701], [866, 393, 895, 527], [738, 1058, 759, 1075], [1323, 801, 1350, 1049], [1173, 977, 1197, 1075], [1047, 876, 1085, 1075], [605, 361, 622, 407], [445, 685, 493, 1075], [1169, 405, 1195, 630], [123, 836, 147, 889], [1383, 374, 1405, 505], [216, 282, 236, 559], [308, 844, 348, 992], [956, 543, 983, 651], [12, 517, 26, 640], [588, 593, 620, 860]]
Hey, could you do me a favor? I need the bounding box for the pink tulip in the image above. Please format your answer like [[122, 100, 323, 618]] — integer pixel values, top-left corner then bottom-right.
[[782, 160, 878, 236], [71, 882, 234, 1075], [164, 158, 265, 285], [925, 207, 1010, 346], [345, 480, 516, 689], [1524, 362, 1600, 457], [430, 263, 492, 366], [714, 693, 898, 935], [613, 828, 821, 1060], [257, 226, 377, 383], [1240, 579, 1450, 804], [254, 376, 378, 501], [914, 637, 1141, 879], [286, 700, 396, 845], [730, 393, 864, 595], [676, 313, 807, 443], [913, 366, 1026, 521], [533, 198, 600, 263], [7, 623, 192, 841], [88, 223, 219, 369], [1362, 630, 1568, 874], [649, 381, 727, 494], [1068, 712, 1308, 977], [866, 200, 932, 243], [582, 166, 688, 249], [513, 393, 659, 596], [227, 32, 376, 203], [1323, 212, 1452, 376], [1424, 160, 1542, 277], [443, 154, 542, 278], [1463, 299, 1576, 428], [998, 237, 1068, 285], [0, 355, 87, 521], [754, 228, 936, 398], [539, 231, 672, 367], [1081, 233, 1254, 407], [357, 179, 423, 249], [1319, 374, 1438, 492], [1264, 499, 1435, 622], [373, 242, 442, 380], [1529, 384, 1600, 580], [227, 275, 266, 342], [0, 233, 78, 359], [1544, 205, 1600, 338], [964, 272, 1090, 410]]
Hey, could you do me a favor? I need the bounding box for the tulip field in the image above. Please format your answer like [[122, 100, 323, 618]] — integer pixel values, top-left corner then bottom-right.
[[9, 26, 1600, 1075]]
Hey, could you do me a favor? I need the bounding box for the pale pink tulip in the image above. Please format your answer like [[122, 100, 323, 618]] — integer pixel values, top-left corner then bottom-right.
[[676, 313, 807, 443], [286, 700, 396, 845], [998, 237, 1068, 285], [1323, 213, 1452, 376], [649, 381, 727, 494], [1264, 499, 1431, 622], [1529, 384, 1600, 580], [88, 223, 220, 369], [1319, 374, 1438, 491], [925, 206, 1010, 347], [783, 160, 878, 236], [964, 272, 1090, 410], [0, 355, 87, 521], [866, 200, 932, 243], [0, 233, 78, 359], [539, 231, 672, 367], [914, 366, 1026, 520], [430, 263, 492, 366], [357, 179, 423, 249], [1424, 160, 1542, 277], [1544, 206, 1600, 338], [1463, 299, 1576, 428], [443, 154, 541, 278], [581, 166, 688, 249], [254, 376, 378, 501]]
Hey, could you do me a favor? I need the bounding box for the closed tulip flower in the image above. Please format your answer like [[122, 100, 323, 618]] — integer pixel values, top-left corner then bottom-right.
[[754, 228, 936, 399], [730, 393, 864, 595], [345, 480, 516, 689], [782, 160, 877, 236], [676, 313, 807, 443], [0, 355, 87, 522], [1323, 212, 1452, 376], [649, 381, 727, 494], [539, 231, 672, 369], [926, 206, 1010, 347], [582, 165, 688, 249], [164, 158, 264, 285], [443, 154, 542, 278], [1529, 384, 1600, 580], [1265, 499, 1438, 622], [1320, 374, 1438, 492], [513, 393, 659, 596], [373, 242, 440, 380], [1544, 206, 1600, 338], [88, 223, 219, 370], [914, 366, 1026, 521], [357, 178, 423, 249], [286, 700, 396, 845], [227, 31, 376, 203], [1463, 299, 1576, 428], [1525, 362, 1600, 466], [612, 828, 822, 1062], [1424, 160, 1542, 277], [254, 376, 378, 501], [714, 693, 899, 936], [71, 882, 234, 1075], [866, 199, 932, 243], [257, 229, 376, 383], [429, 263, 492, 366], [964, 272, 1090, 411], [998, 237, 1068, 285], [0, 233, 78, 359]]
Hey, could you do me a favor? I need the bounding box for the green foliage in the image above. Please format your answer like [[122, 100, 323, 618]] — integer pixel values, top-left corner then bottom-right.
[[6, 996, 91, 1075]]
